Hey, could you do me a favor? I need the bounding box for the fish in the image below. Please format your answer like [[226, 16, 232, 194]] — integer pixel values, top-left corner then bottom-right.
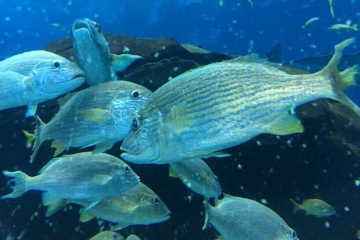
[[120, 38, 360, 164], [71, 18, 142, 86], [169, 158, 222, 197], [301, 17, 320, 30], [203, 194, 299, 240], [125, 235, 141, 240], [328, 0, 335, 17], [1, 152, 140, 203], [50, 23, 66, 31], [43, 182, 171, 230], [0, 50, 85, 117], [329, 24, 358, 33], [24, 80, 152, 163], [245, 0, 254, 6], [89, 231, 124, 240], [290, 198, 336, 217]]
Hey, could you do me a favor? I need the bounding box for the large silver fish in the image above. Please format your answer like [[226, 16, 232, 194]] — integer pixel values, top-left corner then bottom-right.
[[25, 80, 152, 163], [169, 158, 222, 197], [71, 18, 142, 86], [203, 195, 299, 240], [120, 38, 360, 164], [1, 152, 140, 202], [0, 50, 85, 117]]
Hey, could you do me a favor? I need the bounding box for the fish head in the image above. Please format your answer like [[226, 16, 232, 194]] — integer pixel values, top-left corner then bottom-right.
[[121, 109, 165, 164], [71, 18, 110, 66], [111, 82, 153, 138], [112, 162, 140, 191], [137, 191, 171, 224], [31, 55, 85, 96], [282, 227, 299, 240]]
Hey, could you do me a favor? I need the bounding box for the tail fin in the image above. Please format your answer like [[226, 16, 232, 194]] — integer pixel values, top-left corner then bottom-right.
[[319, 38, 360, 116], [2, 171, 29, 199], [290, 199, 300, 214], [30, 115, 46, 163], [202, 197, 211, 230], [352, 24, 358, 31]]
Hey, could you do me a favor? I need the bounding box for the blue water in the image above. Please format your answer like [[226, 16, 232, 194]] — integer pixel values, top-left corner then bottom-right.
[[1, 1, 360, 240]]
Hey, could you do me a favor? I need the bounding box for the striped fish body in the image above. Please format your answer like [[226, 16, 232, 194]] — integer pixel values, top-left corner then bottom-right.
[[30, 81, 152, 162], [121, 38, 360, 164], [0, 50, 85, 116]]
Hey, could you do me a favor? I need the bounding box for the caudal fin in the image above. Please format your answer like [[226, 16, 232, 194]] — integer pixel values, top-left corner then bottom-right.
[[30, 115, 46, 163], [290, 199, 300, 214], [319, 38, 360, 116], [2, 171, 29, 199]]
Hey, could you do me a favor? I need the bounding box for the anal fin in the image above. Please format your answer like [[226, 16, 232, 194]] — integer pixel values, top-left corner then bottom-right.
[[266, 113, 304, 135]]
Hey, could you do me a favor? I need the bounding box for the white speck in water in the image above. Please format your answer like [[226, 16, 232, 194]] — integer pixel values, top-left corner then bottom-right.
[[256, 141, 262, 146], [344, 206, 350, 212], [355, 179, 360, 187], [324, 221, 331, 229], [314, 184, 319, 190], [154, 52, 159, 58], [261, 199, 268, 205], [237, 164, 242, 170]]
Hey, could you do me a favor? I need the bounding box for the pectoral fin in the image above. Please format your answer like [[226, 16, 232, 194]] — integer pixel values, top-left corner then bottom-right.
[[92, 140, 115, 154], [266, 113, 304, 135], [78, 108, 110, 124], [94, 174, 113, 185], [26, 105, 37, 117], [111, 54, 142, 72]]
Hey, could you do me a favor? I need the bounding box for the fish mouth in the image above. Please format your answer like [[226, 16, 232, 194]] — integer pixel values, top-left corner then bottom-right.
[[71, 73, 86, 81], [163, 210, 171, 221], [72, 19, 91, 31]]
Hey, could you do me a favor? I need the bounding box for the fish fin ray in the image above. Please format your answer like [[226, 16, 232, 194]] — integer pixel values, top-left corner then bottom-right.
[[78, 108, 110, 124], [42, 193, 67, 217], [111, 54, 142, 72], [168, 165, 179, 178], [51, 141, 65, 157], [1, 171, 28, 199], [266, 113, 304, 135], [228, 54, 282, 69]]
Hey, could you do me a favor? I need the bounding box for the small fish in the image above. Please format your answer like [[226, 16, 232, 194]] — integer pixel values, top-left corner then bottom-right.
[[328, 0, 335, 17], [245, 0, 254, 6], [290, 198, 336, 217], [24, 81, 152, 163], [0, 51, 85, 117], [120, 38, 360, 164], [125, 235, 141, 240], [1, 152, 139, 202], [329, 24, 358, 33], [42, 182, 170, 230], [89, 231, 124, 240], [50, 23, 66, 31], [169, 158, 222, 197], [203, 195, 299, 240], [71, 18, 142, 86], [302, 17, 319, 30]]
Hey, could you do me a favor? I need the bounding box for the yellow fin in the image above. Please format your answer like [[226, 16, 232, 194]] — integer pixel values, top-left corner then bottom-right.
[[165, 103, 190, 134], [22, 130, 34, 148], [267, 113, 304, 135], [111, 53, 142, 72], [43, 198, 67, 217], [168, 165, 179, 178], [78, 109, 110, 124], [57, 92, 77, 107], [79, 209, 95, 222], [51, 141, 65, 157], [338, 65, 359, 90]]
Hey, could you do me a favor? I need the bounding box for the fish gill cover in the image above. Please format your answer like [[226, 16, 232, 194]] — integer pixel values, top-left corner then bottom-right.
[[0, 1, 360, 240]]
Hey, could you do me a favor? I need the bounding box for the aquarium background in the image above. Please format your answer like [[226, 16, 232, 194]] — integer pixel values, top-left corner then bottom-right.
[[1, 0, 360, 240]]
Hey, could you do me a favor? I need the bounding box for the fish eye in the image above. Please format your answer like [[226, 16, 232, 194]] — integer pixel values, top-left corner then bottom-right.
[[132, 116, 141, 130], [154, 197, 159, 205], [124, 166, 129, 173], [92, 21, 101, 33], [52, 61, 61, 69], [291, 230, 297, 239], [131, 90, 142, 100]]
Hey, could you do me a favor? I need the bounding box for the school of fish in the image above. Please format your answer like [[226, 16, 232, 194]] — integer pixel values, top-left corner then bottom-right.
[[0, 15, 358, 239]]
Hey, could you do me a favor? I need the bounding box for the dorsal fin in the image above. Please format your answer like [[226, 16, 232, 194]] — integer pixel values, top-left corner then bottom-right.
[[38, 156, 64, 174], [228, 54, 282, 69]]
